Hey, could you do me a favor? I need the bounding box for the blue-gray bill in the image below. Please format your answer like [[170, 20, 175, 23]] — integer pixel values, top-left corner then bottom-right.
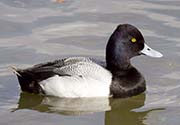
[[140, 44, 163, 58]]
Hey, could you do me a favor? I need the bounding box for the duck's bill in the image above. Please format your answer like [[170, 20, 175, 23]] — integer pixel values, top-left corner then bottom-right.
[[140, 44, 163, 58]]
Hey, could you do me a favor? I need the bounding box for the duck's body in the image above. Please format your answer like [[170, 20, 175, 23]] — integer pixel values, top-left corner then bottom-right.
[[13, 24, 162, 98], [37, 57, 112, 98]]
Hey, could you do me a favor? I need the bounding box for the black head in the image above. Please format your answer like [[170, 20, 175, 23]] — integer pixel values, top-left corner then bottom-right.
[[106, 24, 145, 71]]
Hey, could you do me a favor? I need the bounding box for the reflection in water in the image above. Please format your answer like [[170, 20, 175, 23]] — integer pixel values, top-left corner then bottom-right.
[[15, 93, 156, 125], [105, 94, 148, 125], [16, 92, 111, 115]]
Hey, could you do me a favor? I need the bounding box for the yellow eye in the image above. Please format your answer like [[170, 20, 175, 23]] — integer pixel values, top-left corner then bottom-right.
[[131, 38, 137, 43]]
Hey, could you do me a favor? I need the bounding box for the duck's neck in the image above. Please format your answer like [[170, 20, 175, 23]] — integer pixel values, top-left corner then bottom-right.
[[106, 36, 131, 75], [106, 53, 131, 73]]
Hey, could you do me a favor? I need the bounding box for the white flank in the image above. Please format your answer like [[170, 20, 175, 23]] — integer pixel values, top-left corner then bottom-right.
[[40, 59, 112, 98], [40, 75, 111, 98]]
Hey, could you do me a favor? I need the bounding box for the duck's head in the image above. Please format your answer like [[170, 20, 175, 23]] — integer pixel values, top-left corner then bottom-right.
[[106, 24, 163, 71]]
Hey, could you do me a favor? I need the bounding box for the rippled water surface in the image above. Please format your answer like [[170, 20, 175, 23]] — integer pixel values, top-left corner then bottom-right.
[[0, 0, 180, 125]]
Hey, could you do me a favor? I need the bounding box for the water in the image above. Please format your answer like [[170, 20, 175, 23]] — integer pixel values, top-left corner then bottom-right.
[[0, 0, 180, 124]]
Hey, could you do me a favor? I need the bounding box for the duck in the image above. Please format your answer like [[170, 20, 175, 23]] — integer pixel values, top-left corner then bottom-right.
[[11, 24, 163, 98]]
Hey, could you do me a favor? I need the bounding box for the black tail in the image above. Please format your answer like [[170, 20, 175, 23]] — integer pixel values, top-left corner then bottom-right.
[[9, 66, 44, 94]]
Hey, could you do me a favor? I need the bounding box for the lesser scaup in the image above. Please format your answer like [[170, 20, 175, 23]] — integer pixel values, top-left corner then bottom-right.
[[11, 24, 163, 98]]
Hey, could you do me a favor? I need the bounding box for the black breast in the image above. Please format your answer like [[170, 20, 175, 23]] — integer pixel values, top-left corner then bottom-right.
[[110, 67, 146, 98]]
